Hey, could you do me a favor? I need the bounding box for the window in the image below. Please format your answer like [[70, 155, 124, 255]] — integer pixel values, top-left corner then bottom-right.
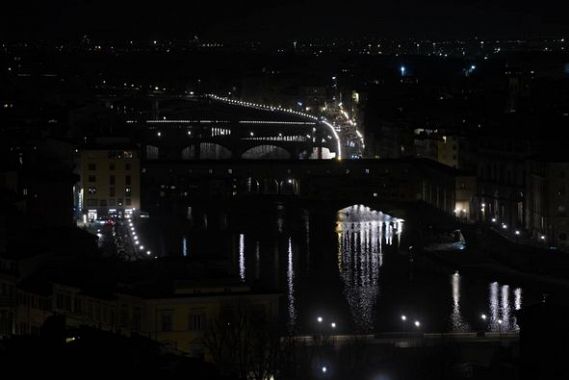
[[88, 175, 96, 183], [188, 312, 207, 331], [88, 163, 96, 171], [125, 163, 131, 171], [109, 163, 115, 171], [125, 187, 131, 194], [109, 187, 115, 197], [88, 187, 96, 195], [125, 175, 131, 185], [110, 175, 115, 185], [125, 198, 131, 206], [160, 310, 173, 332]]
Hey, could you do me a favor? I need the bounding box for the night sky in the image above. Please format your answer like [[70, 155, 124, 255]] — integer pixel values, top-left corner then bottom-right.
[[1, 0, 569, 41]]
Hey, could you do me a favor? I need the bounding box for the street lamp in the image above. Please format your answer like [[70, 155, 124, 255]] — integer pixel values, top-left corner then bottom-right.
[[401, 314, 407, 321], [330, 322, 336, 329], [414, 320, 421, 328], [317, 316, 323, 323], [322, 366, 327, 374], [481, 314, 487, 321]]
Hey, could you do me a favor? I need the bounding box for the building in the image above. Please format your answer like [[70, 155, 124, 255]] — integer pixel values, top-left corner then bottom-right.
[[9, 257, 279, 358], [525, 155, 569, 250], [79, 146, 141, 220]]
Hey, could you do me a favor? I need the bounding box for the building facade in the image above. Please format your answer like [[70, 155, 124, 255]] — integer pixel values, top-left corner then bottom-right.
[[526, 157, 569, 250], [79, 148, 140, 220]]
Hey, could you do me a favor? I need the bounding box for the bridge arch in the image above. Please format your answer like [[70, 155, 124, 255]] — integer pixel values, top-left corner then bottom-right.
[[261, 179, 280, 194], [146, 145, 159, 160], [242, 145, 292, 159], [239, 177, 261, 194], [181, 145, 195, 160], [199, 143, 232, 160]]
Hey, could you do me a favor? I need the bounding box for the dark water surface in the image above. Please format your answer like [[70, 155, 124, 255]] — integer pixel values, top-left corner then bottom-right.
[[142, 202, 547, 335]]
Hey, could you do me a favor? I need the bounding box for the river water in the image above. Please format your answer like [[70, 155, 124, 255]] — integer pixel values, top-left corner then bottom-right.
[[143, 202, 546, 335]]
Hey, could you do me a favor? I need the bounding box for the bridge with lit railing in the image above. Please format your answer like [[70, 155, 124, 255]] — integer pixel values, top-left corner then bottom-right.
[[126, 95, 342, 160]]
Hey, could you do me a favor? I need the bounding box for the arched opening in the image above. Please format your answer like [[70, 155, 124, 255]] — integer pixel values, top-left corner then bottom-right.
[[279, 178, 300, 195], [242, 145, 291, 159], [199, 143, 232, 160], [146, 145, 159, 160], [181, 145, 195, 160], [240, 177, 261, 194], [261, 179, 280, 194]]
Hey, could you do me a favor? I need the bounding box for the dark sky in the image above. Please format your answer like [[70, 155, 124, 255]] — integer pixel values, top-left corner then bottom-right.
[[1, 0, 568, 41]]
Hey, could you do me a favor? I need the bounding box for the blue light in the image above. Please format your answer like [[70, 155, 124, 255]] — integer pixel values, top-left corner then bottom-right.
[[470, 65, 476, 71], [400, 66, 406, 76]]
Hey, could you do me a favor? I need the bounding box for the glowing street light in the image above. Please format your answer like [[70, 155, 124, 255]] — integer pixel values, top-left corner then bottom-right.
[[401, 315, 407, 321], [322, 366, 327, 374], [481, 314, 487, 320], [330, 322, 336, 329], [317, 316, 323, 323], [414, 320, 421, 328]]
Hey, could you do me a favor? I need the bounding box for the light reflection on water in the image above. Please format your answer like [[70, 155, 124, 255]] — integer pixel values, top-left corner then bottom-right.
[[167, 204, 539, 333], [450, 272, 469, 332], [287, 238, 296, 333], [336, 206, 402, 332], [239, 234, 246, 282], [487, 282, 521, 331]]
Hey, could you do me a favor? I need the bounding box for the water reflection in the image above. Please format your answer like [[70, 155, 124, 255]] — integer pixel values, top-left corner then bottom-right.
[[336, 205, 403, 332], [487, 282, 522, 331], [287, 238, 296, 333], [239, 234, 245, 282], [450, 271, 469, 332]]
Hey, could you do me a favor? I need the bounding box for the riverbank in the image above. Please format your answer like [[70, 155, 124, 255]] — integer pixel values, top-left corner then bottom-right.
[[420, 225, 569, 294]]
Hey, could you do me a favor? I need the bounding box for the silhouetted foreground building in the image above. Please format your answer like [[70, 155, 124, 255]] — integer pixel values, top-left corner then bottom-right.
[[2, 255, 279, 358], [518, 302, 569, 380]]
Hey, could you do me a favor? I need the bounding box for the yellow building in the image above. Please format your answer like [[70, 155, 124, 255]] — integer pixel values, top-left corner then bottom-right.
[[79, 148, 140, 220]]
